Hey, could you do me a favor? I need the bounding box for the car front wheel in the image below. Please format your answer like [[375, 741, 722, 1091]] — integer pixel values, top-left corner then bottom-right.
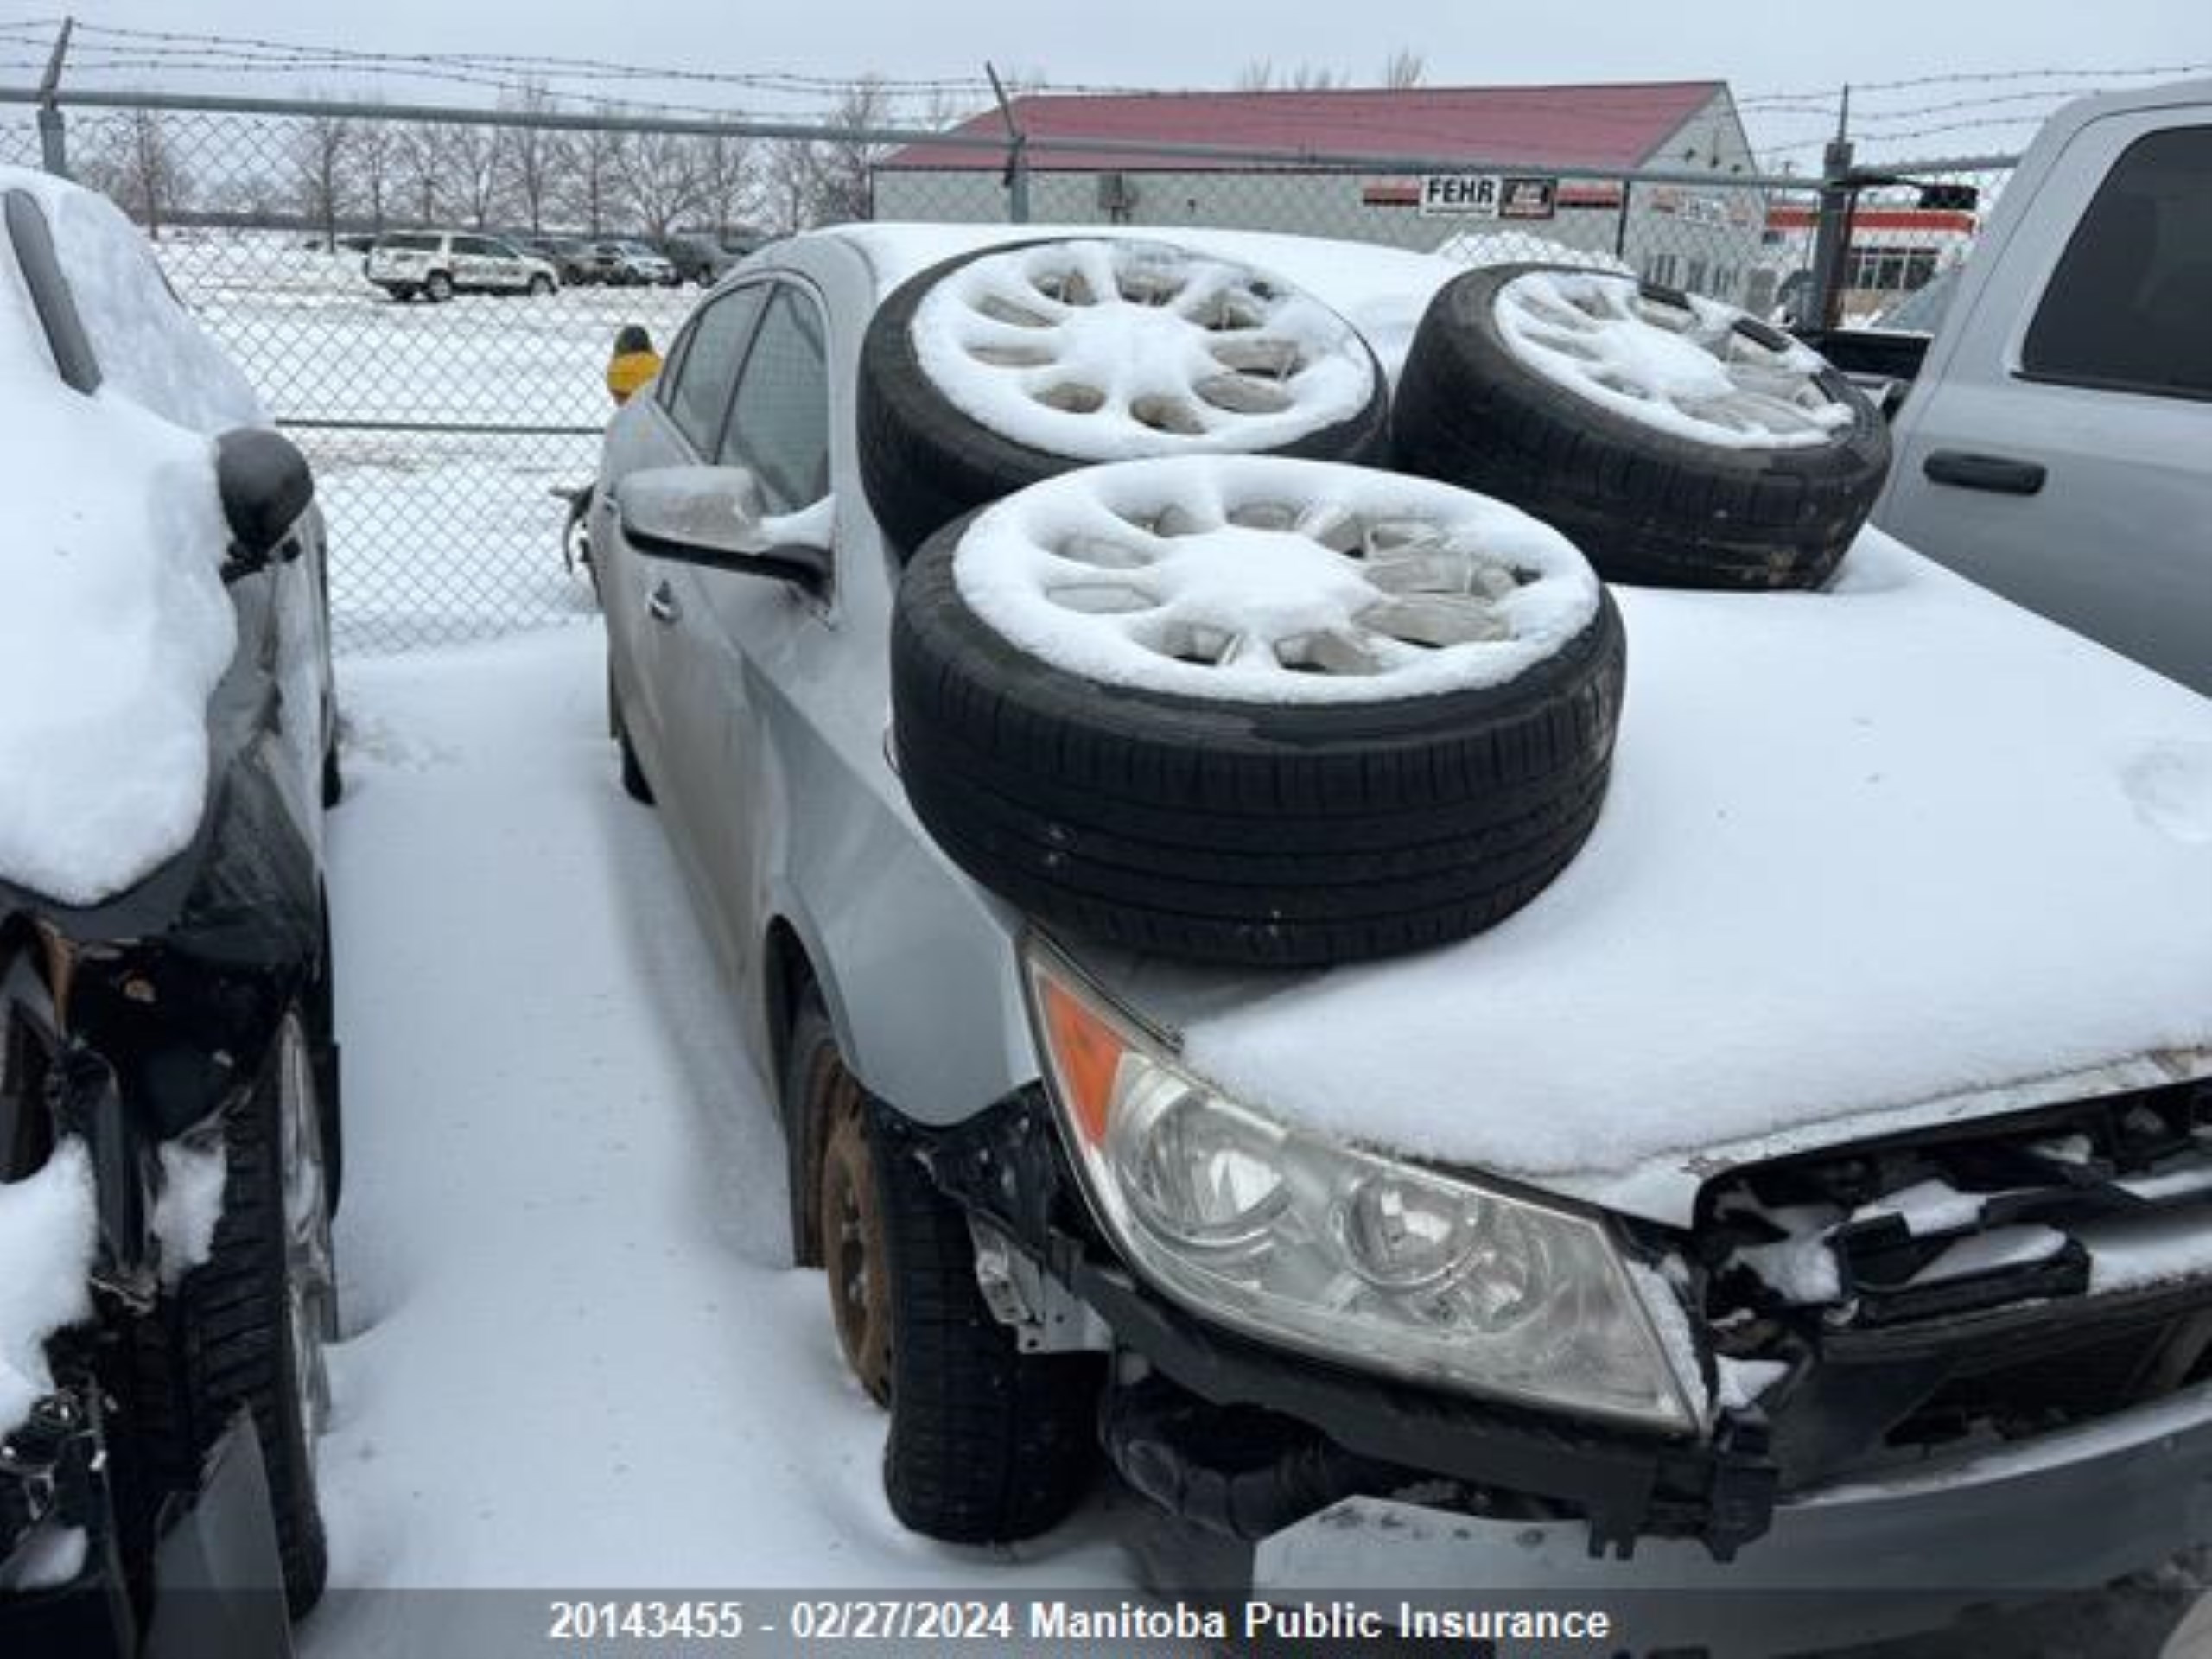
[[785, 991, 1099, 1542], [424, 270, 454, 302], [125, 1011, 334, 1615]]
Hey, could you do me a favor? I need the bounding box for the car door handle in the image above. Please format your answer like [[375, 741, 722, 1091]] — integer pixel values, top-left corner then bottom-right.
[[647, 582, 682, 625], [1923, 450, 2047, 496]]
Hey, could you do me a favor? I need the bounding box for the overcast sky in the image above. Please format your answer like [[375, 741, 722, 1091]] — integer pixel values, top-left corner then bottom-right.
[[9, 1, 2207, 162]]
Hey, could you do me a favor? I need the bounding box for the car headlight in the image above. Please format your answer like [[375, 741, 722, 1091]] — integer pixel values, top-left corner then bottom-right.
[[1023, 939, 1698, 1433]]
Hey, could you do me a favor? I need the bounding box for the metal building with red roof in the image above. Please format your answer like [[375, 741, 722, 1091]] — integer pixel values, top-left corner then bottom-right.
[[870, 79, 1769, 302]]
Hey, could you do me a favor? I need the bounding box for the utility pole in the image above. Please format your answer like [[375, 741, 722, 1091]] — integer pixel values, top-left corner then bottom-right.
[[1808, 85, 1856, 331]]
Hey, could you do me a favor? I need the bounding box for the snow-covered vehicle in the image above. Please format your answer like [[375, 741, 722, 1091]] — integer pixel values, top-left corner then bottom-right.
[[0, 168, 340, 1652], [365, 229, 558, 302], [592, 223, 2212, 1649]]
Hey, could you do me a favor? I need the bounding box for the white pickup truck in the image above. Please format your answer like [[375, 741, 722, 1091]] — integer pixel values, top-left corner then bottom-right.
[[1815, 79, 2212, 695]]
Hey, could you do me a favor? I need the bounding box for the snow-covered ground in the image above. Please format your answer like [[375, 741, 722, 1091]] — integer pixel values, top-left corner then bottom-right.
[[302, 624, 1147, 1655]]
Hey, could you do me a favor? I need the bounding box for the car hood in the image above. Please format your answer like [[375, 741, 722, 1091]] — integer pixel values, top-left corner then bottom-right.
[[1071, 531, 2212, 1229]]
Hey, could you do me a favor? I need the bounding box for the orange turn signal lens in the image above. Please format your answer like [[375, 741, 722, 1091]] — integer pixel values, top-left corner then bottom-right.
[[1039, 974, 1126, 1147]]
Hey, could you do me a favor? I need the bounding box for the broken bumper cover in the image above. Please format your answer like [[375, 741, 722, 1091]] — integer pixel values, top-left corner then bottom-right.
[[1254, 1379, 2212, 1650]]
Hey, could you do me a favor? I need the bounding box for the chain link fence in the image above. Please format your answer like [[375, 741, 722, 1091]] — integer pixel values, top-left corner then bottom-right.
[[0, 89, 2012, 654]]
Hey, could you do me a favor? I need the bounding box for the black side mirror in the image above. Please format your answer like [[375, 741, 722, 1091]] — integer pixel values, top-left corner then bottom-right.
[[216, 429, 315, 575]]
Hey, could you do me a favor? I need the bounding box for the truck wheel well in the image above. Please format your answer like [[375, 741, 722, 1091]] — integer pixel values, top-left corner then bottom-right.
[[763, 918, 814, 1101]]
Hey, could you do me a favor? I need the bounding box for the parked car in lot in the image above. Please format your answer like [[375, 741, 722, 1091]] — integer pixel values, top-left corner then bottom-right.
[[0, 169, 340, 1653], [587, 238, 677, 287], [658, 232, 766, 286], [364, 229, 558, 301], [513, 234, 596, 286], [1809, 79, 2212, 695], [592, 222, 2212, 1649]]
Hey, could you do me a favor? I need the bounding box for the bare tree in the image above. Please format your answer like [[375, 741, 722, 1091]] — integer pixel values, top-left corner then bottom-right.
[[353, 113, 398, 232], [564, 124, 628, 235], [397, 123, 444, 225], [1380, 48, 1426, 90], [501, 83, 563, 233], [82, 111, 189, 238], [779, 76, 893, 229], [616, 128, 702, 239], [289, 111, 353, 247], [1235, 59, 1344, 92], [442, 122, 505, 229], [690, 130, 753, 240]]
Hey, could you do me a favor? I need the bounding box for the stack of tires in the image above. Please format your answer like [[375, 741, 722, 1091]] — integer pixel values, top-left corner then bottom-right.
[[867, 242, 1886, 972]]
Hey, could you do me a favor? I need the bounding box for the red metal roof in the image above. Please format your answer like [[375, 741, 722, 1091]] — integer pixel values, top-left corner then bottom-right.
[[882, 82, 1727, 174]]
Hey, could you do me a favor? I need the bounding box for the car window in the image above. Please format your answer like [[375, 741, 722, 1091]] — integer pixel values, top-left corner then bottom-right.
[[660, 284, 767, 455], [484, 238, 522, 259], [719, 285, 830, 514], [2022, 124, 2212, 400], [453, 235, 498, 257], [379, 232, 437, 252]]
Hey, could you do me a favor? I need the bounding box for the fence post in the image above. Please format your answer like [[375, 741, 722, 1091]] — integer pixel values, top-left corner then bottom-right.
[[986, 63, 1029, 224], [36, 16, 73, 178], [1808, 88, 1856, 330], [1612, 179, 1633, 262]]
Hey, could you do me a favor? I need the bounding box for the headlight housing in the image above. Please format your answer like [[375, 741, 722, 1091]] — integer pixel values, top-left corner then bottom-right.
[[1023, 940, 1699, 1433]]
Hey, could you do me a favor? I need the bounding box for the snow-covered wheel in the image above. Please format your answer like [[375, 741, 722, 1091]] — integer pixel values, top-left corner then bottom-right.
[[1394, 264, 1890, 590], [423, 269, 454, 303], [860, 238, 1389, 556], [891, 455, 1626, 968]]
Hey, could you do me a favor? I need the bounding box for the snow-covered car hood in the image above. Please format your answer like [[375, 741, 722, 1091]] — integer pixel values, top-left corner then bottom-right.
[[1076, 531, 2212, 1228], [0, 168, 261, 907]]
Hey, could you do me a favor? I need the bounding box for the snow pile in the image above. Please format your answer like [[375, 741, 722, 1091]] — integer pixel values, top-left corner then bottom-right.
[[0, 171, 241, 905], [1433, 230, 1631, 275], [1493, 268, 1855, 449], [911, 238, 1374, 461], [27, 173, 266, 432], [1144, 531, 2212, 1211], [0, 1140, 98, 1439], [953, 456, 1600, 704]]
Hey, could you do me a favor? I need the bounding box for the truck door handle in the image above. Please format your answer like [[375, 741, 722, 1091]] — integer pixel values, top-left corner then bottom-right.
[[647, 582, 682, 625], [1923, 451, 2047, 496]]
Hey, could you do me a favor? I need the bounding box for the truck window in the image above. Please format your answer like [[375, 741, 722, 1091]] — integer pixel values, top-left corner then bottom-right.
[[2023, 125, 2212, 400]]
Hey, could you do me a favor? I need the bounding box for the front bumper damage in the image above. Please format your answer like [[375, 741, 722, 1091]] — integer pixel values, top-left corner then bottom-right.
[[912, 1077, 2212, 1626], [2, 750, 327, 1651]]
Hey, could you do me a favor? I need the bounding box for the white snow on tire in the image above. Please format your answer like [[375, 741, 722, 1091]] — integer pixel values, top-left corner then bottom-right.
[[951, 455, 1601, 706], [1493, 269, 1856, 450], [910, 240, 1376, 462]]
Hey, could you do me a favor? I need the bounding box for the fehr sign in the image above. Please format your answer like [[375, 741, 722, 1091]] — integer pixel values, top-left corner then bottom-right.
[[1417, 175, 1558, 220]]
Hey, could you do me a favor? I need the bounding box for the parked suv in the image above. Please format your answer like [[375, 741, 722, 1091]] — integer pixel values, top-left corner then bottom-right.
[[515, 234, 596, 285], [0, 168, 340, 1652], [591, 226, 2212, 1649], [659, 232, 760, 286], [365, 229, 558, 301], [586, 238, 677, 287]]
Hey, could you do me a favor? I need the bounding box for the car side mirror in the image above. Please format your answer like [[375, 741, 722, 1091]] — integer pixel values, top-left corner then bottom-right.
[[614, 466, 831, 590], [215, 428, 315, 577]]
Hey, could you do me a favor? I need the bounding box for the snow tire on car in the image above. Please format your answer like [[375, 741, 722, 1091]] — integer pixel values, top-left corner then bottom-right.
[[891, 456, 1627, 969], [1394, 264, 1891, 591], [122, 1011, 334, 1617], [859, 238, 1390, 556]]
